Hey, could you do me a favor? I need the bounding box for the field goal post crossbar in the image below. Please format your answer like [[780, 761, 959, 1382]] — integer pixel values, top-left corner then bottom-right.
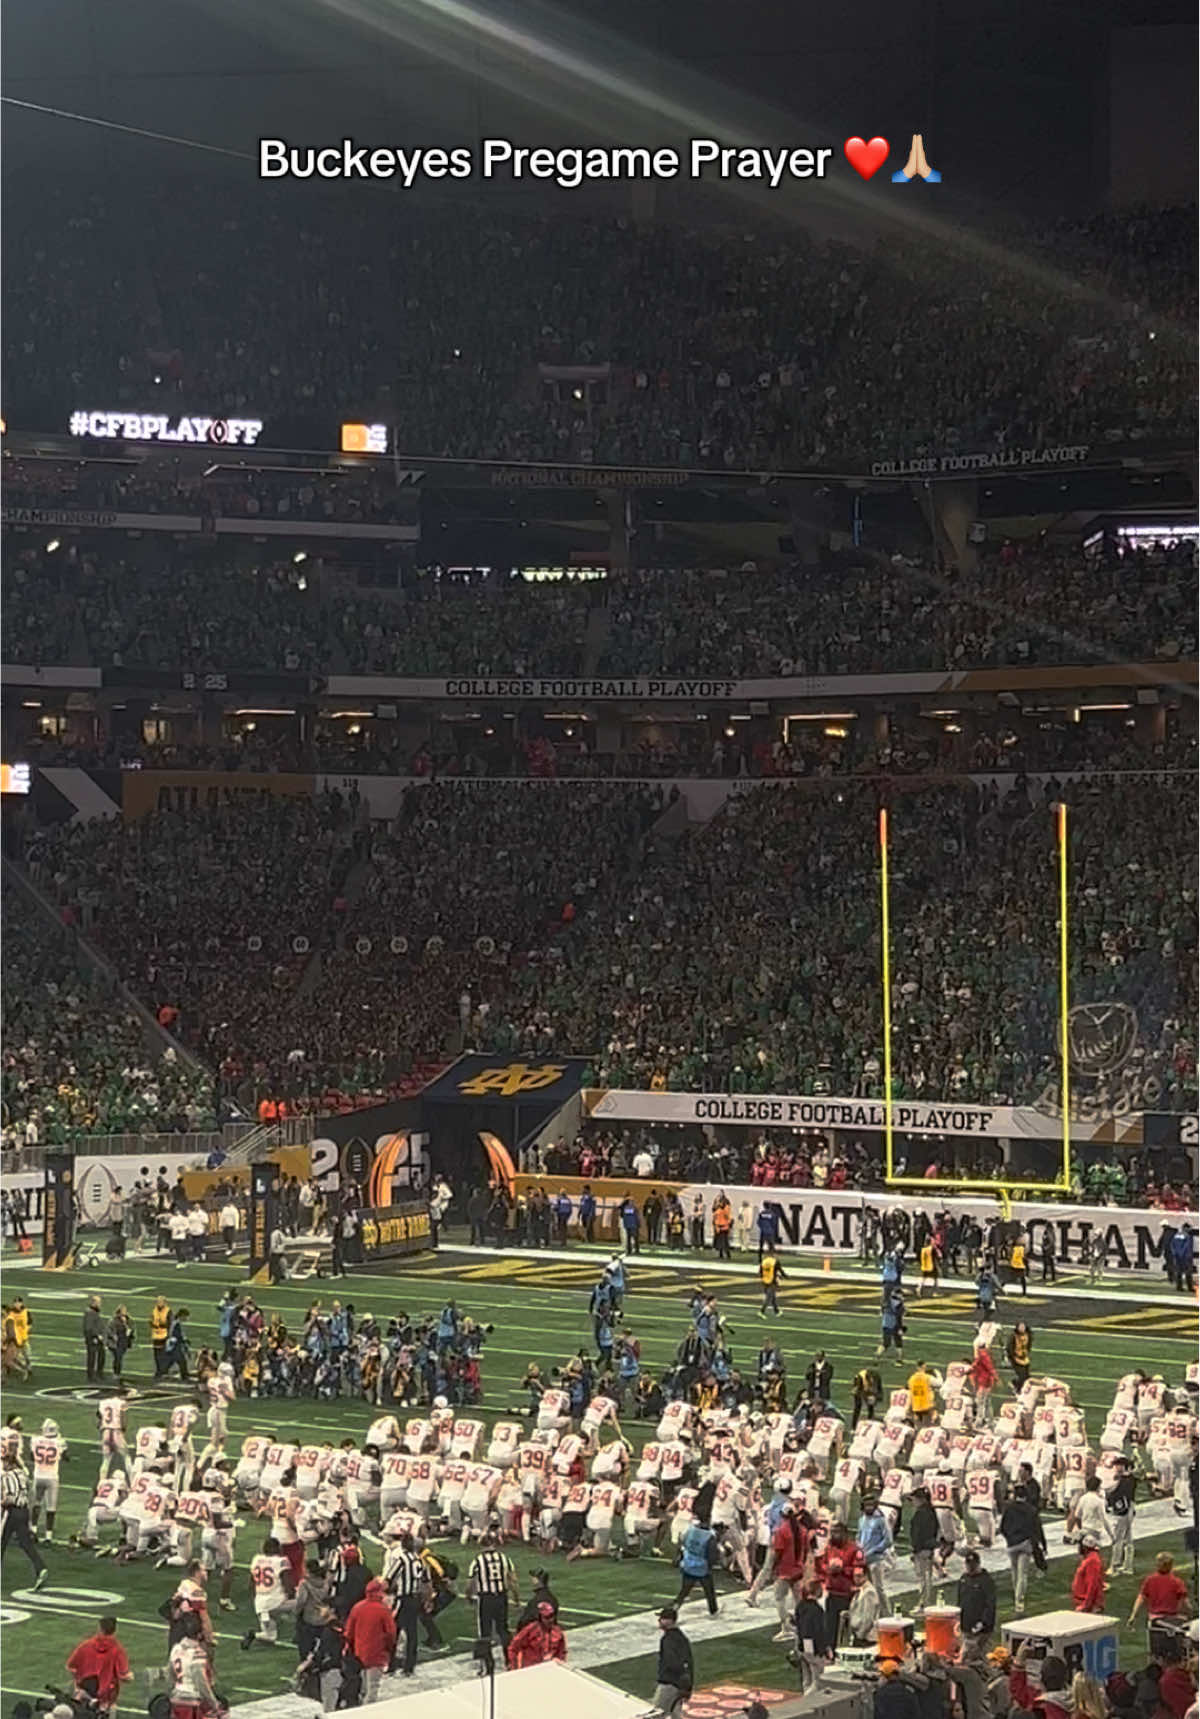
[[878, 802, 1073, 1198]]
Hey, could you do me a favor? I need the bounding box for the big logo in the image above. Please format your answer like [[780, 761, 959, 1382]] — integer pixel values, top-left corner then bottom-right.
[[1065, 1002, 1138, 1076], [457, 1062, 567, 1097], [1037, 998, 1167, 1122], [309, 1131, 430, 1196]]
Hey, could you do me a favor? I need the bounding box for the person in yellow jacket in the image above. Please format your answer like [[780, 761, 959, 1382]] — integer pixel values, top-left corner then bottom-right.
[[759, 1249, 785, 1317], [1010, 1236, 1028, 1296], [917, 1241, 939, 1297], [908, 1361, 937, 1424], [8, 1299, 32, 1377], [149, 1296, 171, 1377]]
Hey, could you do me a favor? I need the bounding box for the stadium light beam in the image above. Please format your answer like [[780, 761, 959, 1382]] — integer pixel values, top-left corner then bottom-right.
[[879, 806, 894, 1180], [1057, 801, 1071, 1188]]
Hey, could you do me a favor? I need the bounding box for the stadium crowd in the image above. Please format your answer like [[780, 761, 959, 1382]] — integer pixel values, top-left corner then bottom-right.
[[4, 521, 1195, 677], [475, 773, 1197, 1108], [1, 891, 217, 1143], [600, 541, 1197, 677], [5, 196, 1195, 465], [12, 772, 1195, 1133], [12, 709, 1197, 785], [1, 456, 412, 524], [522, 1131, 1195, 1215], [21, 790, 367, 1108]]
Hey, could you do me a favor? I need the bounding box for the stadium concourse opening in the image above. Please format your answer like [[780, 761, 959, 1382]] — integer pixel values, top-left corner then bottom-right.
[[0, 6, 1197, 1719]]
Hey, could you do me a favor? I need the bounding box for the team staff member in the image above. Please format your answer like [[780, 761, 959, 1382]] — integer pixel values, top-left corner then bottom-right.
[[759, 1249, 784, 1317], [9, 1299, 32, 1375], [516, 1567, 560, 1629], [852, 1366, 882, 1429], [507, 1602, 567, 1668], [344, 1579, 397, 1704], [1038, 1232, 1057, 1282], [1105, 1458, 1136, 1576], [653, 1607, 694, 1719], [66, 1616, 131, 1715], [815, 1522, 864, 1649], [957, 1550, 997, 1644], [1070, 1538, 1106, 1613], [150, 1297, 172, 1377], [1006, 1321, 1034, 1389], [418, 1545, 458, 1649], [1010, 1238, 1028, 1296], [1, 1447, 47, 1584], [908, 1363, 937, 1427], [674, 1514, 719, 1617], [1128, 1551, 1190, 1655], [83, 1296, 106, 1382], [468, 1529, 519, 1650], [218, 1200, 240, 1255]]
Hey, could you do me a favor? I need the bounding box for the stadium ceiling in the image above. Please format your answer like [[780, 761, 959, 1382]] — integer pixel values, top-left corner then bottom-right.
[[2, 0, 1194, 212]]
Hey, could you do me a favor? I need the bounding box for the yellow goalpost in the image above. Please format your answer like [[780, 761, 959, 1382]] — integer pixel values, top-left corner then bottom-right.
[[880, 802, 1073, 1199]]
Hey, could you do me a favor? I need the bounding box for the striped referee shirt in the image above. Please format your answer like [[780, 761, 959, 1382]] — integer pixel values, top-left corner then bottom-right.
[[1, 1466, 30, 1509], [469, 1548, 513, 1595], [384, 1546, 426, 1600]]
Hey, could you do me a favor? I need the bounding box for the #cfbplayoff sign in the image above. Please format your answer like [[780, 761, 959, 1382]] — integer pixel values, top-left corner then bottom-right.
[[68, 410, 264, 445]]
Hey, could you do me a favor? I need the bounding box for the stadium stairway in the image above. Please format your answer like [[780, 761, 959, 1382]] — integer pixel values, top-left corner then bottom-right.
[[3, 855, 208, 1080], [581, 595, 611, 674]]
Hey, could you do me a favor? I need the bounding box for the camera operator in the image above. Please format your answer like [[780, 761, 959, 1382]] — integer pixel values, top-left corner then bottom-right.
[[66, 1618, 130, 1716]]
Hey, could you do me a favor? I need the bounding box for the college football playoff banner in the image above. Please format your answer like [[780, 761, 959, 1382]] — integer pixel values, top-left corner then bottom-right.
[[584, 1089, 1153, 1145]]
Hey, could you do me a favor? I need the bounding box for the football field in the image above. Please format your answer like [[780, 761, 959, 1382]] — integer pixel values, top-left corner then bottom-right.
[[1, 1241, 1195, 1716]]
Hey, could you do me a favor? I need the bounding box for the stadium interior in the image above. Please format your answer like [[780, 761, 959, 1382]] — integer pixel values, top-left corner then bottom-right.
[[0, 2, 1197, 1719]]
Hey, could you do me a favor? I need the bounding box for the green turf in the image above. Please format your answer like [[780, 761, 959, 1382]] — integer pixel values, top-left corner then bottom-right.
[[0, 1246, 1194, 1714]]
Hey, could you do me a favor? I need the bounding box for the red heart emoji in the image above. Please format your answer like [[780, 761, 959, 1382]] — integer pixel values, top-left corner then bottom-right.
[[844, 136, 889, 181]]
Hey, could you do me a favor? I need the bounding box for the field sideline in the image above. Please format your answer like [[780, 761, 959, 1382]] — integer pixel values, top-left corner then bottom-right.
[[0, 1242, 1195, 1714]]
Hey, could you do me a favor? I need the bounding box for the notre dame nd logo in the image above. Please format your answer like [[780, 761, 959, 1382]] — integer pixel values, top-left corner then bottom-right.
[[458, 1063, 566, 1097]]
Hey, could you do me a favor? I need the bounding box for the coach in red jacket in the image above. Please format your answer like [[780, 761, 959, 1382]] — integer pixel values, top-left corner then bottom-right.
[[507, 1603, 567, 1669], [815, 1523, 865, 1651], [1070, 1539, 1106, 1613], [344, 1579, 397, 1703], [66, 1618, 131, 1714]]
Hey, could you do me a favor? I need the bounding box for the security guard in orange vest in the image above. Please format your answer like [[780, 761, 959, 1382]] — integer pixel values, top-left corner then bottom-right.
[[712, 1197, 733, 1261]]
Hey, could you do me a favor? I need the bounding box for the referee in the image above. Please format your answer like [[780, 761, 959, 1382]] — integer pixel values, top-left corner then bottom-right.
[[384, 1535, 428, 1677], [468, 1528, 518, 1650], [1, 1448, 48, 1586]]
